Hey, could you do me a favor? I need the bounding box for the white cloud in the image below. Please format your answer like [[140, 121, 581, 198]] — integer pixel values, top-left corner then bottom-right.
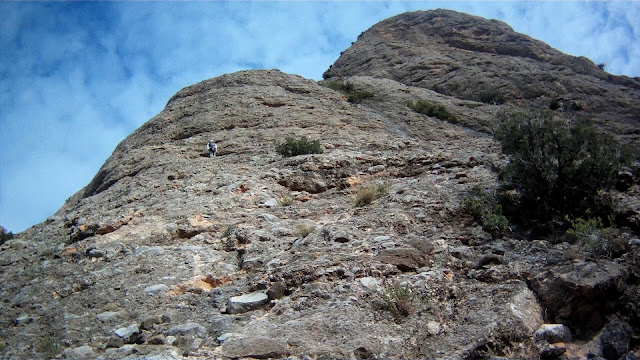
[[1, 1, 638, 233]]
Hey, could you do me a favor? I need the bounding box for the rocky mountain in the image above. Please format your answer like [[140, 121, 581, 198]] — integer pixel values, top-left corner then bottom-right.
[[1, 9, 639, 360]]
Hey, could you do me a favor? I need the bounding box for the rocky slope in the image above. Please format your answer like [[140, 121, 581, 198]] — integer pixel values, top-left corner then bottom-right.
[[1, 10, 639, 360]]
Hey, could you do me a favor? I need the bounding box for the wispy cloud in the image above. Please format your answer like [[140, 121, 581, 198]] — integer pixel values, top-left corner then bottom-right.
[[1, 1, 638, 233]]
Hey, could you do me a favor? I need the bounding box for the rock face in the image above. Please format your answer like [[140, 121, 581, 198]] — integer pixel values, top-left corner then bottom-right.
[[0, 9, 639, 360], [324, 9, 640, 138]]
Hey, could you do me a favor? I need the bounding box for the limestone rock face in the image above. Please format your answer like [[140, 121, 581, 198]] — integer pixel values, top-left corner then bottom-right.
[[324, 9, 640, 138], [0, 10, 639, 360]]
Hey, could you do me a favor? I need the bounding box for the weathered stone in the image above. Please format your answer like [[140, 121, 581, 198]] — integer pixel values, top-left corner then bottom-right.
[[165, 322, 207, 338], [140, 315, 163, 330], [376, 248, 427, 272], [64, 344, 95, 359], [600, 320, 633, 360], [114, 324, 139, 341], [534, 324, 572, 343], [227, 291, 269, 314], [266, 281, 287, 300], [14, 314, 33, 326], [220, 336, 289, 359], [530, 261, 627, 336], [540, 342, 566, 360], [144, 284, 169, 295], [147, 335, 166, 345], [97, 311, 120, 323]]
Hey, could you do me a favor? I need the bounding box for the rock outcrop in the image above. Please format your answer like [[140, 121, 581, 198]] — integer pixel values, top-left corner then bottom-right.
[[1, 9, 638, 360]]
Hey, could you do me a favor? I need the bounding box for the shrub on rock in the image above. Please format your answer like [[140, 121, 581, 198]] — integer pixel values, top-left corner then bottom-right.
[[275, 136, 323, 157]]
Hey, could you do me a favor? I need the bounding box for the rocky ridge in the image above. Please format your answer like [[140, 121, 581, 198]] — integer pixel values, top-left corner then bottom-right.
[[1, 9, 639, 360]]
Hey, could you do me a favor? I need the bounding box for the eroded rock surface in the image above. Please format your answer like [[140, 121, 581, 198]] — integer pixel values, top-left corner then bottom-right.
[[1, 9, 639, 360]]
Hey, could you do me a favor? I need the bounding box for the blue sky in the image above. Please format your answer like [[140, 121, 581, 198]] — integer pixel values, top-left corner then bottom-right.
[[1, 1, 639, 233]]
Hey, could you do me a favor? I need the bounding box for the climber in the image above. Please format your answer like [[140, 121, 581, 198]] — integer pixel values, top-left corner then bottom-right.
[[206, 139, 217, 158]]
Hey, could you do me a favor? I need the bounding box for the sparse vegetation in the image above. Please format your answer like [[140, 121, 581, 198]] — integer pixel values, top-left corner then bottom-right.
[[36, 335, 59, 358], [296, 223, 315, 238], [477, 90, 506, 105], [354, 182, 388, 207], [566, 216, 623, 257], [279, 194, 295, 206], [275, 136, 323, 157], [463, 186, 508, 239], [0, 226, 13, 245], [377, 282, 414, 319], [408, 100, 458, 123], [323, 80, 374, 103], [494, 110, 637, 227]]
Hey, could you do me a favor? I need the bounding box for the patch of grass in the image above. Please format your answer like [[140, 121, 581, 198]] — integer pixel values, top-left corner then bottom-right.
[[477, 90, 506, 105], [378, 282, 414, 319], [323, 80, 374, 104], [275, 136, 323, 157], [354, 182, 388, 207], [296, 223, 315, 238], [408, 100, 458, 123], [278, 194, 295, 206], [36, 335, 59, 358]]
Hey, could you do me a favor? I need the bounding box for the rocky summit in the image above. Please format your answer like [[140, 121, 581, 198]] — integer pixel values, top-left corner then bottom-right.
[[1, 9, 639, 360]]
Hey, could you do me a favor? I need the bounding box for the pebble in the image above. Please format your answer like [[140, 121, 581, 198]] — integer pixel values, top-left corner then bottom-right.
[[134, 246, 165, 255], [114, 323, 139, 340], [144, 284, 169, 295], [165, 322, 207, 337], [97, 311, 120, 323], [534, 324, 573, 343], [15, 314, 34, 326], [259, 213, 280, 222], [263, 198, 279, 207], [359, 277, 381, 290]]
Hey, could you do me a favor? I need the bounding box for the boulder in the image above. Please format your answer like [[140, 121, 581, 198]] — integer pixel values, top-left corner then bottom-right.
[[220, 336, 289, 359], [227, 291, 269, 314]]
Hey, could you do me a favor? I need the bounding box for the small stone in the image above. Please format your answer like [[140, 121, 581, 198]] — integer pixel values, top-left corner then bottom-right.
[[15, 314, 34, 326], [601, 320, 633, 360], [141, 315, 163, 330], [165, 322, 207, 338], [359, 277, 381, 290], [368, 165, 385, 174], [373, 236, 390, 242], [228, 291, 269, 314], [106, 336, 124, 348], [630, 238, 640, 246], [534, 324, 572, 343], [540, 342, 566, 360], [426, 321, 441, 335], [114, 323, 139, 340], [144, 284, 169, 295], [259, 213, 280, 222], [166, 336, 177, 346], [217, 333, 232, 343], [87, 248, 105, 258], [147, 335, 166, 345], [134, 246, 165, 255], [220, 336, 289, 359], [267, 281, 287, 300], [97, 311, 120, 323], [64, 345, 95, 359], [262, 198, 279, 207]]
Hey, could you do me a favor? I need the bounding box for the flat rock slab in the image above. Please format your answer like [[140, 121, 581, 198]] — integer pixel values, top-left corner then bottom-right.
[[220, 336, 289, 359], [228, 291, 269, 314], [165, 322, 207, 338]]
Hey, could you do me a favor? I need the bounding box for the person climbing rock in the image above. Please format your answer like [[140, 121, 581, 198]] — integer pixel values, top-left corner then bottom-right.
[[207, 139, 217, 158]]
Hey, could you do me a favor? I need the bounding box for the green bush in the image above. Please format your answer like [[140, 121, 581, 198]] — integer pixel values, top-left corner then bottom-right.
[[0, 226, 13, 245], [408, 100, 458, 123], [323, 80, 374, 104], [463, 186, 508, 238], [494, 111, 636, 224], [275, 136, 323, 157], [566, 217, 621, 257]]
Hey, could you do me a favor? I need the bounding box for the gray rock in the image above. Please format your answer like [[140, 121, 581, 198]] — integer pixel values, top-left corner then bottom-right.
[[144, 284, 169, 295], [114, 323, 139, 340], [64, 345, 95, 359], [359, 277, 381, 290], [262, 198, 279, 207], [258, 213, 280, 222], [165, 322, 207, 338], [97, 311, 120, 323], [135, 246, 165, 255], [228, 291, 269, 314], [15, 314, 34, 326], [368, 165, 385, 173], [601, 320, 633, 360], [267, 281, 287, 300], [534, 324, 572, 343], [220, 336, 289, 359], [147, 335, 166, 345], [140, 314, 163, 330]]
